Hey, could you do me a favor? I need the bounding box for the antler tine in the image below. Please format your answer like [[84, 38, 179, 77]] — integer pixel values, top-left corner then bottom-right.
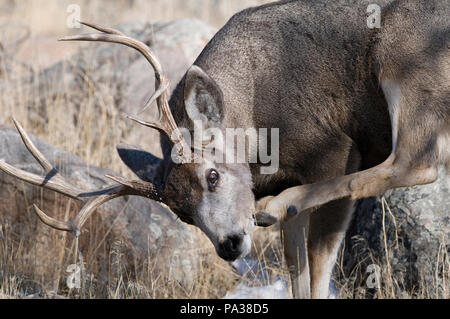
[[0, 159, 81, 199], [0, 120, 162, 236], [126, 114, 167, 135], [0, 119, 84, 199], [138, 80, 171, 115], [78, 21, 126, 36], [12, 118, 52, 172], [33, 204, 74, 232]]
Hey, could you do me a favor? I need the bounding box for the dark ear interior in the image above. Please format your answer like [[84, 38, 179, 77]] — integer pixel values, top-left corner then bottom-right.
[[183, 65, 225, 129], [117, 143, 164, 186]]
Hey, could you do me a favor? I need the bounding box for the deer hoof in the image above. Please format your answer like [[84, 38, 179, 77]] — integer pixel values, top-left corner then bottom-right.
[[254, 211, 278, 227]]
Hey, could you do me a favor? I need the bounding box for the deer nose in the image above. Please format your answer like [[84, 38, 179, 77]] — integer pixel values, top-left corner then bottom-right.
[[218, 234, 244, 261]]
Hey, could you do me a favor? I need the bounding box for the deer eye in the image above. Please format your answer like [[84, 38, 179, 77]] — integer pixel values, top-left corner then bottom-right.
[[206, 169, 219, 190]]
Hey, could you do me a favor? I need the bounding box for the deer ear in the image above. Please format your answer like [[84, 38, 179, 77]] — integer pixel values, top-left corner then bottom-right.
[[184, 65, 225, 130], [116, 143, 164, 186]]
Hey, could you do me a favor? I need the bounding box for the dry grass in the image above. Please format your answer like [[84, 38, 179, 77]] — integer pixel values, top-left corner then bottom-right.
[[0, 0, 448, 299], [334, 240, 449, 299], [0, 195, 287, 299], [333, 198, 448, 299]]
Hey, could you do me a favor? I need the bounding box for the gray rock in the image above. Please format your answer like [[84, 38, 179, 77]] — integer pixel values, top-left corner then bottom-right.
[[343, 167, 449, 297]]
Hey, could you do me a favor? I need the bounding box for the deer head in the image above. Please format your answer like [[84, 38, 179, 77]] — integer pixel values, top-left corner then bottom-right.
[[118, 62, 257, 261], [0, 23, 256, 261]]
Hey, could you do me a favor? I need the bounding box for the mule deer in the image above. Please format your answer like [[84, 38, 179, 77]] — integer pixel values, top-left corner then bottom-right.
[[1, 0, 448, 298]]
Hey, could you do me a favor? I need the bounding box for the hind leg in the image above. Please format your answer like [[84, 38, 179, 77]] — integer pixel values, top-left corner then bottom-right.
[[307, 198, 354, 299], [281, 211, 311, 299]]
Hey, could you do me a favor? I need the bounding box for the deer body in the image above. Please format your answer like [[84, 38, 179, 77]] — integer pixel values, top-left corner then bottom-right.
[[188, 0, 393, 196], [163, 0, 448, 298], [1, 0, 448, 299]]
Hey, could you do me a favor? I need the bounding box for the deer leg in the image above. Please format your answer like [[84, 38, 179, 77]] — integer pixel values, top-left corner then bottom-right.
[[281, 211, 310, 299], [258, 79, 441, 223], [258, 154, 436, 223], [308, 198, 355, 299]]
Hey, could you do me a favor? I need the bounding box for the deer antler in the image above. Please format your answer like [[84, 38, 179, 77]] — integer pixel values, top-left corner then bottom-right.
[[0, 22, 195, 236], [0, 119, 161, 236], [59, 21, 192, 163]]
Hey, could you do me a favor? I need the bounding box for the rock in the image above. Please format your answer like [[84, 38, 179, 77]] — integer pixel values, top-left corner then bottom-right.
[[0, 125, 202, 291], [342, 167, 449, 297], [15, 35, 77, 71]]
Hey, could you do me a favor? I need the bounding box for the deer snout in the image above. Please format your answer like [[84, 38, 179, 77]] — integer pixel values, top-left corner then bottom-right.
[[218, 234, 248, 261]]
